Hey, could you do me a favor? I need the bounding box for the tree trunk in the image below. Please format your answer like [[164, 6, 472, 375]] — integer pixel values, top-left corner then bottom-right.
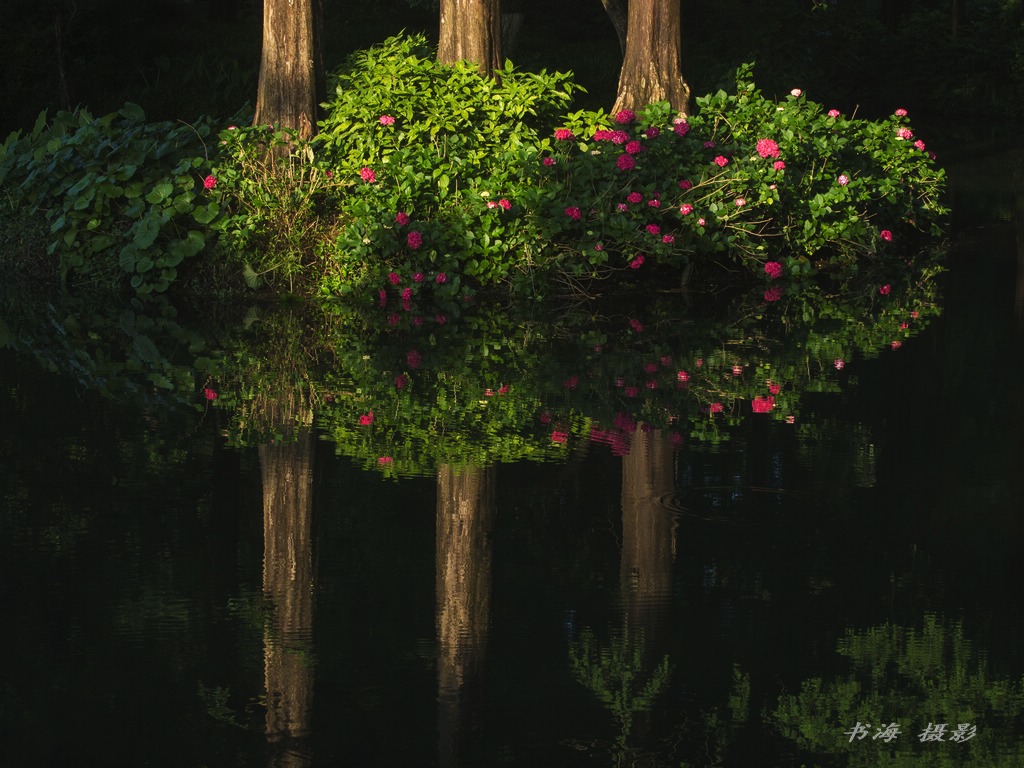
[[601, 0, 629, 57], [438, 0, 503, 77], [612, 0, 690, 117], [254, 0, 324, 138]]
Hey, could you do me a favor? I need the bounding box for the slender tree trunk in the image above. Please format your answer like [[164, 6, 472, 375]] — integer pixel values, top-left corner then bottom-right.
[[612, 0, 690, 117], [438, 0, 503, 76], [254, 0, 324, 138], [53, 10, 71, 111], [601, 0, 629, 57]]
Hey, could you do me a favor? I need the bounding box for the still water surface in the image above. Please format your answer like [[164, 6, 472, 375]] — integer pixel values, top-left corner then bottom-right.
[[2, 176, 1023, 768]]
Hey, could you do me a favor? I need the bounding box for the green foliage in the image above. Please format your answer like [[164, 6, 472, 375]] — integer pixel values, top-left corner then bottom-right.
[[314, 33, 581, 296], [0, 105, 218, 294], [531, 64, 947, 290]]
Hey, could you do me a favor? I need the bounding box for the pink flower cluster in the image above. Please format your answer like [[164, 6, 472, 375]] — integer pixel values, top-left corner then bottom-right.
[[673, 120, 691, 137], [713, 156, 729, 168], [379, 115, 395, 125], [764, 261, 783, 279], [203, 175, 217, 190], [617, 154, 636, 171], [615, 109, 636, 124], [565, 206, 581, 220], [554, 128, 574, 140], [751, 396, 775, 413], [360, 166, 376, 183], [407, 230, 423, 249], [756, 138, 780, 159]]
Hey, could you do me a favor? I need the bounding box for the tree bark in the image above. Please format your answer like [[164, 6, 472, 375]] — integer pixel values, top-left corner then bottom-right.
[[612, 0, 690, 117], [438, 0, 503, 77], [254, 0, 324, 138], [601, 0, 629, 57]]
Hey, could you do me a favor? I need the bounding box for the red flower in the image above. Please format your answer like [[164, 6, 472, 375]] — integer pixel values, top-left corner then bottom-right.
[[358, 412, 375, 425], [551, 430, 569, 443], [617, 154, 636, 171], [203, 387, 218, 400], [203, 175, 217, 190], [359, 167, 376, 183], [879, 284, 891, 295], [751, 395, 775, 413]]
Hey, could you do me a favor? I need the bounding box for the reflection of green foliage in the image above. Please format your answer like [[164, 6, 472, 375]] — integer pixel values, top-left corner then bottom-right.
[[197, 682, 247, 730], [773, 614, 1024, 766], [569, 623, 673, 748]]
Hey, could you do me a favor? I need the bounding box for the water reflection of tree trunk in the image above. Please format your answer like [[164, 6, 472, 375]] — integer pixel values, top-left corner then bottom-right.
[[1015, 189, 1024, 327], [260, 395, 315, 768], [436, 464, 495, 768], [620, 425, 676, 625]]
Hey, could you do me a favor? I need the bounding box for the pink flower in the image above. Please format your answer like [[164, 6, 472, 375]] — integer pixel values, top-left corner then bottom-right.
[[896, 127, 914, 140], [388, 271, 401, 284], [551, 430, 568, 443], [880, 229, 893, 242], [627, 192, 643, 204], [387, 312, 400, 325], [697, 218, 706, 226], [593, 129, 613, 141], [407, 350, 421, 368], [543, 156, 556, 166], [645, 380, 658, 390], [837, 174, 850, 186], [662, 234, 675, 244], [394, 374, 408, 389], [203, 175, 217, 190], [678, 179, 692, 190], [412, 272, 424, 283], [554, 128, 574, 140], [891, 340, 902, 350], [764, 286, 783, 302], [204, 387, 218, 400], [790, 88, 803, 97], [709, 402, 724, 413], [487, 201, 500, 209], [617, 203, 629, 212], [540, 411, 553, 423], [713, 155, 729, 167], [704, 140, 716, 149], [673, 120, 691, 136], [435, 272, 447, 284], [378, 288, 387, 306], [360, 166, 376, 183], [379, 115, 395, 125], [677, 371, 689, 383], [625, 140, 644, 155], [563, 374, 579, 389], [412, 316, 423, 326], [629, 318, 644, 332], [914, 139, 926, 151], [499, 198, 511, 210], [614, 377, 625, 387], [645, 223, 661, 235], [407, 230, 423, 249], [828, 109, 841, 118], [435, 313, 447, 324], [732, 364, 743, 376], [594, 243, 604, 251], [910, 311, 920, 319], [879, 284, 891, 295], [756, 138, 780, 158], [894, 108, 908, 116], [834, 358, 845, 370], [679, 203, 694, 215], [358, 412, 375, 425], [764, 261, 783, 279], [900, 322, 909, 329], [615, 109, 636, 124], [395, 211, 410, 225], [645, 126, 660, 138], [735, 197, 747, 207], [630, 254, 645, 269], [401, 287, 412, 301], [617, 154, 636, 171], [611, 130, 630, 144], [773, 160, 786, 170], [565, 206, 582, 220], [769, 383, 781, 395], [644, 362, 658, 373], [751, 395, 775, 413], [625, 386, 639, 397]]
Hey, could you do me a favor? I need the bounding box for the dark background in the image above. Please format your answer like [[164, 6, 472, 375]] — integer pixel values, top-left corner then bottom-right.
[[3, 0, 1022, 154]]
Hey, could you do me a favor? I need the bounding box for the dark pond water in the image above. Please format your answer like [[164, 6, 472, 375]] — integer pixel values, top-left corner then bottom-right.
[[3, 163, 1024, 767]]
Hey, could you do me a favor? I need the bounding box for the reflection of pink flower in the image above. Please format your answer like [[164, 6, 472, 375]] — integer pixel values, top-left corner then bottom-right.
[[401, 287, 412, 301], [394, 374, 408, 389], [378, 456, 393, 464], [764, 286, 782, 302], [891, 340, 902, 350], [387, 312, 400, 325], [498, 385, 509, 395], [879, 284, 891, 295], [629, 318, 644, 332], [645, 380, 657, 389], [563, 375, 579, 389], [751, 396, 775, 413], [435, 313, 447, 325], [540, 412, 552, 424], [662, 235, 674, 244], [644, 362, 658, 373], [358, 412, 375, 425], [834, 358, 845, 370], [204, 387, 218, 400], [625, 386, 639, 397], [677, 370, 689, 382], [407, 350, 421, 368], [552, 430, 568, 443]]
